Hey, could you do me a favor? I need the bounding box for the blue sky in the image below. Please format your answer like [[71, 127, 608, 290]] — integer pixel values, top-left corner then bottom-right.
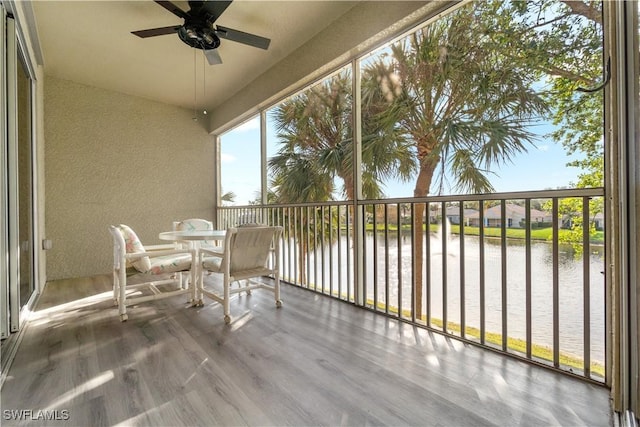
[[220, 115, 587, 205], [219, 3, 597, 205]]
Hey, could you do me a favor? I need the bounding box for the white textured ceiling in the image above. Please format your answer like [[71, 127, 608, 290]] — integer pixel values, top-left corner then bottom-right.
[[32, 1, 359, 112]]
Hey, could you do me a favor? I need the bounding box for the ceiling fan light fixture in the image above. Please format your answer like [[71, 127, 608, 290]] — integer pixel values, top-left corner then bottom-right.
[[185, 27, 198, 39], [201, 31, 214, 45], [131, 0, 271, 66]]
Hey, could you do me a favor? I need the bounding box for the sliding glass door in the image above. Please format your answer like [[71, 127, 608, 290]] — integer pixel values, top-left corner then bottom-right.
[[0, 4, 9, 340], [1, 3, 37, 343], [17, 45, 34, 312]]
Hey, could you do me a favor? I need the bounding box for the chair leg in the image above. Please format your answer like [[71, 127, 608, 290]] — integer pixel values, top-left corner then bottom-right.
[[241, 280, 251, 295], [112, 269, 119, 304], [275, 274, 282, 308], [223, 275, 231, 324], [118, 269, 128, 321]]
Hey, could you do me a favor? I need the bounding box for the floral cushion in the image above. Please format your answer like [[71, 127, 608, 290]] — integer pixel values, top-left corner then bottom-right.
[[175, 218, 218, 248], [118, 224, 151, 273], [202, 256, 223, 273], [149, 254, 192, 275], [176, 219, 213, 232]]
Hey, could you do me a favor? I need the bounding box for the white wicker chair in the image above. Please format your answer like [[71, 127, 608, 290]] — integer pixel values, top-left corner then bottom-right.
[[198, 225, 283, 324], [173, 218, 221, 251], [109, 224, 196, 321]]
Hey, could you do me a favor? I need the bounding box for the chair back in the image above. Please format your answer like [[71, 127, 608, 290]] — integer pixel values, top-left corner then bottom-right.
[[109, 225, 126, 269], [174, 218, 214, 246], [174, 218, 213, 232], [224, 226, 283, 275]]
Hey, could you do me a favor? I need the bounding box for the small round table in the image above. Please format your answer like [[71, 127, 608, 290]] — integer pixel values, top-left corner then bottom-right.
[[158, 230, 227, 242]]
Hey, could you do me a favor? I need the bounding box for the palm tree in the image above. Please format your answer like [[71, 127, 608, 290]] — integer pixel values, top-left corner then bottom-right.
[[269, 69, 415, 202], [373, 3, 549, 317], [221, 190, 236, 205], [269, 3, 571, 311], [269, 69, 416, 285]]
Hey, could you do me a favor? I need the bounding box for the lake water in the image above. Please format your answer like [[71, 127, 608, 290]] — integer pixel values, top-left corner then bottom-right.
[[283, 230, 606, 365]]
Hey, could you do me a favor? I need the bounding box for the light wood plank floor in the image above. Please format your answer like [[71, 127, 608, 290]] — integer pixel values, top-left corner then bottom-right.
[[1, 274, 612, 426]]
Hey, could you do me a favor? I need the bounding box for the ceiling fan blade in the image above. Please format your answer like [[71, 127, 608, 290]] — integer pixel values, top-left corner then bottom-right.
[[204, 48, 223, 65], [154, 1, 189, 20], [132, 25, 181, 38], [198, 1, 233, 22], [215, 25, 270, 50]]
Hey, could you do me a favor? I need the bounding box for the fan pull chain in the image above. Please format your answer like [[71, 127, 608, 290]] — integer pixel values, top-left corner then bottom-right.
[[192, 48, 198, 121], [202, 49, 208, 115]]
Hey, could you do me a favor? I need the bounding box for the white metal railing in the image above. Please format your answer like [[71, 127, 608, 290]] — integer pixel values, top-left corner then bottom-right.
[[217, 188, 606, 382]]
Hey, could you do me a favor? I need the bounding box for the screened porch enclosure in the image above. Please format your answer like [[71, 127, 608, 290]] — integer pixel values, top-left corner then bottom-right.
[[216, 0, 610, 386], [6, 0, 640, 424], [218, 187, 607, 384]]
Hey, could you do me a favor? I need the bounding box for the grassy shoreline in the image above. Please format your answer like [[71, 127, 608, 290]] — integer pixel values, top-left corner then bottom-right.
[[363, 223, 605, 245], [370, 300, 605, 378], [293, 286, 604, 379]]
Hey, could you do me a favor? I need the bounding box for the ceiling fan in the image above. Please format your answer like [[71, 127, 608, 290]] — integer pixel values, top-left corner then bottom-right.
[[131, 0, 271, 65]]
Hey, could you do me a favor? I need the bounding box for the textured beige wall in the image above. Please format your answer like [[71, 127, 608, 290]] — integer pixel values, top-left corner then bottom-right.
[[44, 77, 215, 280]]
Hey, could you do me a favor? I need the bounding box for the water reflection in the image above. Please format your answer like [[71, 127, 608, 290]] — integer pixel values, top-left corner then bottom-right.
[[287, 230, 606, 366]]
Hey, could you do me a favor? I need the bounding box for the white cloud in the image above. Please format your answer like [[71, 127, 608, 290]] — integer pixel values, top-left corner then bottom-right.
[[538, 145, 550, 152], [231, 117, 260, 133], [220, 153, 236, 163]]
